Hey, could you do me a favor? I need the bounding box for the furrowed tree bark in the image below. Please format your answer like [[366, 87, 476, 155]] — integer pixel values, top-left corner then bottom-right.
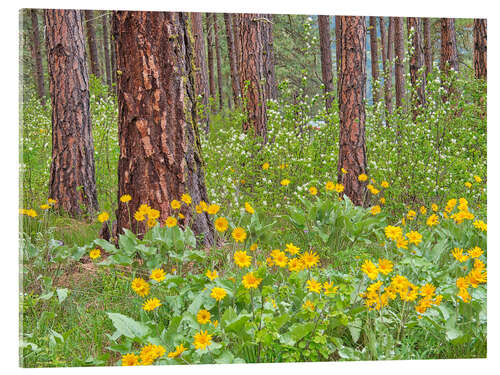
[[110, 26, 116, 87], [205, 13, 216, 109], [369, 16, 380, 104], [423, 18, 433, 77], [112, 11, 214, 245], [385, 17, 394, 119], [224, 13, 241, 107], [190, 13, 210, 131], [440, 18, 459, 99], [261, 14, 277, 101], [101, 11, 112, 89], [394, 17, 405, 109], [380, 17, 393, 123], [318, 15, 334, 111], [473, 19, 487, 80], [338, 16, 367, 207], [45, 9, 100, 216], [30, 9, 46, 106], [407, 17, 426, 117], [212, 13, 224, 111], [236, 13, 269, 140], [84, 10, 101, 78]]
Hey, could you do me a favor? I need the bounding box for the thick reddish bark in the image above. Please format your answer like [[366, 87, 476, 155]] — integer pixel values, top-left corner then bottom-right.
[[394, 17, 405, 109], [213, 14, 224, 111], [30, 9, 46, 106], [102, 11, 112, 89], [236, 13, 270, 140], [318, 15, 334, 111], [369, 16, 380, 103], [190, 13, 210, 130], [224, 13, 241, 107], [473, 19, 487, 80], [423, 18, 432, 77], [407, 17, 426, 116], [440, 18, 459, 74], [335, 16, 342, 90], [84, 10, 101, 78], [206, 13, 216, 106], [380, 17, 393, 121], [44, 9, 99, 216], [112, 11, 214, 245], [337, 16, 367, 207]]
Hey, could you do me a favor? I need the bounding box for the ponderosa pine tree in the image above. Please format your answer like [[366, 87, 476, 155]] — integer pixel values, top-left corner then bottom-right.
[[394, 17, 405, 109], [112, 11, 214, 244], [206, 13, 216, 108], [30, 9, 46, 106], [223, 13, 241, 107], [44, 9, 99, 216], [261, 14, 277, 101], [440, 18, 459, 99], [407, 17, 426, 116], [335, 15, 342, 92], [337, 16, 367, 206], [101, 11, 112, 89], [190, 13, 210, 130], [473, 19, 487, 80], [380, 17, 393, 122], [422, 18, 433, 77], [369, 16, 380, 103], [84, 10, 101, 78], [236, 13, 274, 140], [318, 15, 334, 111]]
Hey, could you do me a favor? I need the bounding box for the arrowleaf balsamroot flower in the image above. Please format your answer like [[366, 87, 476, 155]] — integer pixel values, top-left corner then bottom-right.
[[325, 181, 335, 191], [300, 251, 319, 269], [207, 204, 220, 215], [232, 227, 247, 242], [309, 186, 318, 195], [361, 260, 379, 280], [165, 216, 177, 228], [245, 202, 255, 214], [131, 278, 150, 297], [171, 200, 181, 210], [377, 259, 393, 275], [426, 214, 439, 227], [306, 279, 322, 293], [385, 225, 402, 240], [242, 272, 262, 289], [89, 249, 101, 260], [181, 193, 192, 205], [370, 205, 381, 215], [280, 179, 290, 186], [205, 269, 218, 281], [210, 287, 227, 301], [98, 212, 109, 223], [196, 309, 211, 324], [193, 330, 212, 350], [285, 243, 300, 255], [168, 344, 186, 358], [142, 297, 161, 311], [214, 217, 229, 232], [234, 250, 251, 268], [406, 231, 422, 245], [120, 194, 132, 203], [150, 268, 166, 282], [122, 353, 139, 366]]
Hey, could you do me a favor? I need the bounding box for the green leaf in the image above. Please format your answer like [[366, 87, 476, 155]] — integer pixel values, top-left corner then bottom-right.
[[348, 318, 362, 343], [56, 288, 69, 304], [288, 322, 315, 343], [93, 238, 118, 254], [106, 312, 150, 339], [225, 313, 252, 334], [184, 227, 197, 248]]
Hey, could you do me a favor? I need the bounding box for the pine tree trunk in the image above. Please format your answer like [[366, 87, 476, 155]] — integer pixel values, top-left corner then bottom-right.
[[206, 13, 216, 107], [423, 18, 433, 77], [473, 19, 487, 80], [30, 9, 46, 106], [84, 10, 101, 78], [261, 14, 277, 101], [45, 9, 100, 216], [318, 15, 334, 111], [236, 13, 268, 140], [190, 13, 210, 131], [407, 17, 426, 117], [369, 16, 380, 103], [223, 13, 241, 107], [110, 26, 116, 88], [380, 17, 393, 123], [112, 11, 214, 245], [394, 17, 405, 109], [102, 11, 112, 89], [213, 14, 224, 111], [338, 16, 367, 207], [335, 16, 342, 95], [440, 18, 459, 73]]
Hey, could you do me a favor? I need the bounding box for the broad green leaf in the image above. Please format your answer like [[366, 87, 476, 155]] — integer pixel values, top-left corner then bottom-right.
[[56, 288, 69, 304], [106, 312, 150, 339]]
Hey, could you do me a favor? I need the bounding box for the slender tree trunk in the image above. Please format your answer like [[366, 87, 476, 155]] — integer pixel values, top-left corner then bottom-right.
[[394, 17, 405, 109], [206, 13, 216, 108], [422, 18, 433, 77], [30, 9, 46, 106], [190, 13, 210, 131], [369, 16, 380, 104], [232, 15, 241, 77], [224, 13, 241, 107], [338, 16, 367, 207], [385, 17, 394, 118], [84, 10, 101, 78], [212, 14, 224, 111], [380, 17, 393, 123], [261, 14, 277, 101], [110, 25, 116, 88], [473, 19, 487, 80], [236, 13, 268, 140], [335, 16, 342, 96], [112, 11, 214, 245], [45, 9, 99, 216], [318, 15, 334, 111], [102, 11, 112, 89], [407, 17, 426, 117]]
